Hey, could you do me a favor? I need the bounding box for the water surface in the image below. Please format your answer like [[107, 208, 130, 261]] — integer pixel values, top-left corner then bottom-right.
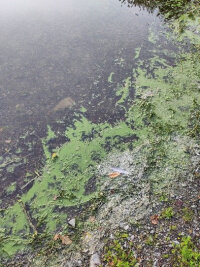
[[0, 0, 164, 205]]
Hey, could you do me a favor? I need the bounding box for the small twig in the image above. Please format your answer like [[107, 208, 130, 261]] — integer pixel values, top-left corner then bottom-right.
[[19, 200, 37, 234], [21, 178, 37, 190]]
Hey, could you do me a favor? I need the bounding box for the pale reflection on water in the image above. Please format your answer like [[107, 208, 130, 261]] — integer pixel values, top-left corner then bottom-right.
[[0, 0, 163, 205], [0, 0, 159, 128]]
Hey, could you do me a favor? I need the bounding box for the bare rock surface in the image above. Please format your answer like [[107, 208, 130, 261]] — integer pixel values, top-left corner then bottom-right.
[[89, 253, 101, 267]]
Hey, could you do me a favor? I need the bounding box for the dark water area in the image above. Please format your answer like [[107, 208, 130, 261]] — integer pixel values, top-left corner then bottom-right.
[[0, 0, 170, 206], [0, 0, 158, 126]]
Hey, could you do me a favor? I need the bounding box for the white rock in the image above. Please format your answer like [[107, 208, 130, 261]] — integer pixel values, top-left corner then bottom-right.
[[68, 218, 76, 227], [124, 225, 129, 231], [90, 253, 101, 267]]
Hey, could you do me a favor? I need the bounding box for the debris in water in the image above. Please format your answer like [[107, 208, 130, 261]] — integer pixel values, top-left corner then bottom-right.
[[111, 167, 129, 175], [52, 152, 58, 159], [108, 172, 120, 178], [53, 97, 75, 112]]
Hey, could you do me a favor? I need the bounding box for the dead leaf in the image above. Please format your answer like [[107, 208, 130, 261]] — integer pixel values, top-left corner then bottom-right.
[[174, 199, 183, 207], [110, 189, 116, 194], [53, 234, 72, 245], [89, 216, 96, 223], [150, 214, 159, 225], [60, 235, 72, 245], [53, 233, 60, 241], [5, 139, 11, 144], [108, 172, 120, 179], [52, 152, 58, 159]]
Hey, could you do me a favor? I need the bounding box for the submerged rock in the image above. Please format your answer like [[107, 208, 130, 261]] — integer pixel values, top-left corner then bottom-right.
[[53, 97, 75, 112]]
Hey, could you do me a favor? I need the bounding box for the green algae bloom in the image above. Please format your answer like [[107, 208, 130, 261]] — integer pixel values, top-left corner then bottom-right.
[[1, 9, 200, 261]]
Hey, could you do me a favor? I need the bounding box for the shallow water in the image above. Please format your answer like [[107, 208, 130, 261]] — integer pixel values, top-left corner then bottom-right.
[[0, 0, 160, 126], [0, 0, 165, 202]]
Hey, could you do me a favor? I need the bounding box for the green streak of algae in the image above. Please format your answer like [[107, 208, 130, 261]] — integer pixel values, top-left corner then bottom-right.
[[134, 47, 141, 60], [108, 72, 114, 83], [116, 77, 132, 106], [6, 182, 16, 194]]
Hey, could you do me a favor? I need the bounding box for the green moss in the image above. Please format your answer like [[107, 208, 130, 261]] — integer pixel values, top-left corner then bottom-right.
[[160, 207, 174, 219], [80, 106, 87, 113], [103, 240, 138, 267], [170, 225, 177, 231], [182, 207, 194, 222], [159, 195, 169, 202], [163, 254, 169, 259], [172, 236, 200, 266], [145, 235, 154, 246]]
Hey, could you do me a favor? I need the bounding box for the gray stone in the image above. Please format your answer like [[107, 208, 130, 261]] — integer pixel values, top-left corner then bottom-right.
[[90, 253, 101, 267], [68, 218, 76, 227], [124, 225, 129, 231]]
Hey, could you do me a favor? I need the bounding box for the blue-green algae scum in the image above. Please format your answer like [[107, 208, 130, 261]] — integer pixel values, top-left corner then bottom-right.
[[0, 0, 199, 261]]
